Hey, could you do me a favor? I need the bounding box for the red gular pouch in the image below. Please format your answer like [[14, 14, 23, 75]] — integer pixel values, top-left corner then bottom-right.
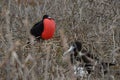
[[41, 18, 56, 40]]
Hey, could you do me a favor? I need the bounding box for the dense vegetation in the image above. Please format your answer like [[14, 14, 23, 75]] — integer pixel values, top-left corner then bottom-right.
[[0, 0, 120, 80]]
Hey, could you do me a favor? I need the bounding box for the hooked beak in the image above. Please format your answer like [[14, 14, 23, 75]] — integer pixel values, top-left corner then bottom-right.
[[63, 46, 74, 56]]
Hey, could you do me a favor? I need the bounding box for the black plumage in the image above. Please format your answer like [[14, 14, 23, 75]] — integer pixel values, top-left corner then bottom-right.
[[63, 41, 116, 74], [30, 15, 49, 40]]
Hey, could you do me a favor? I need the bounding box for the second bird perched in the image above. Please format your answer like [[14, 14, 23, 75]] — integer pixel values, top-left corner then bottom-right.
[[63, 41, 116, 75]]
